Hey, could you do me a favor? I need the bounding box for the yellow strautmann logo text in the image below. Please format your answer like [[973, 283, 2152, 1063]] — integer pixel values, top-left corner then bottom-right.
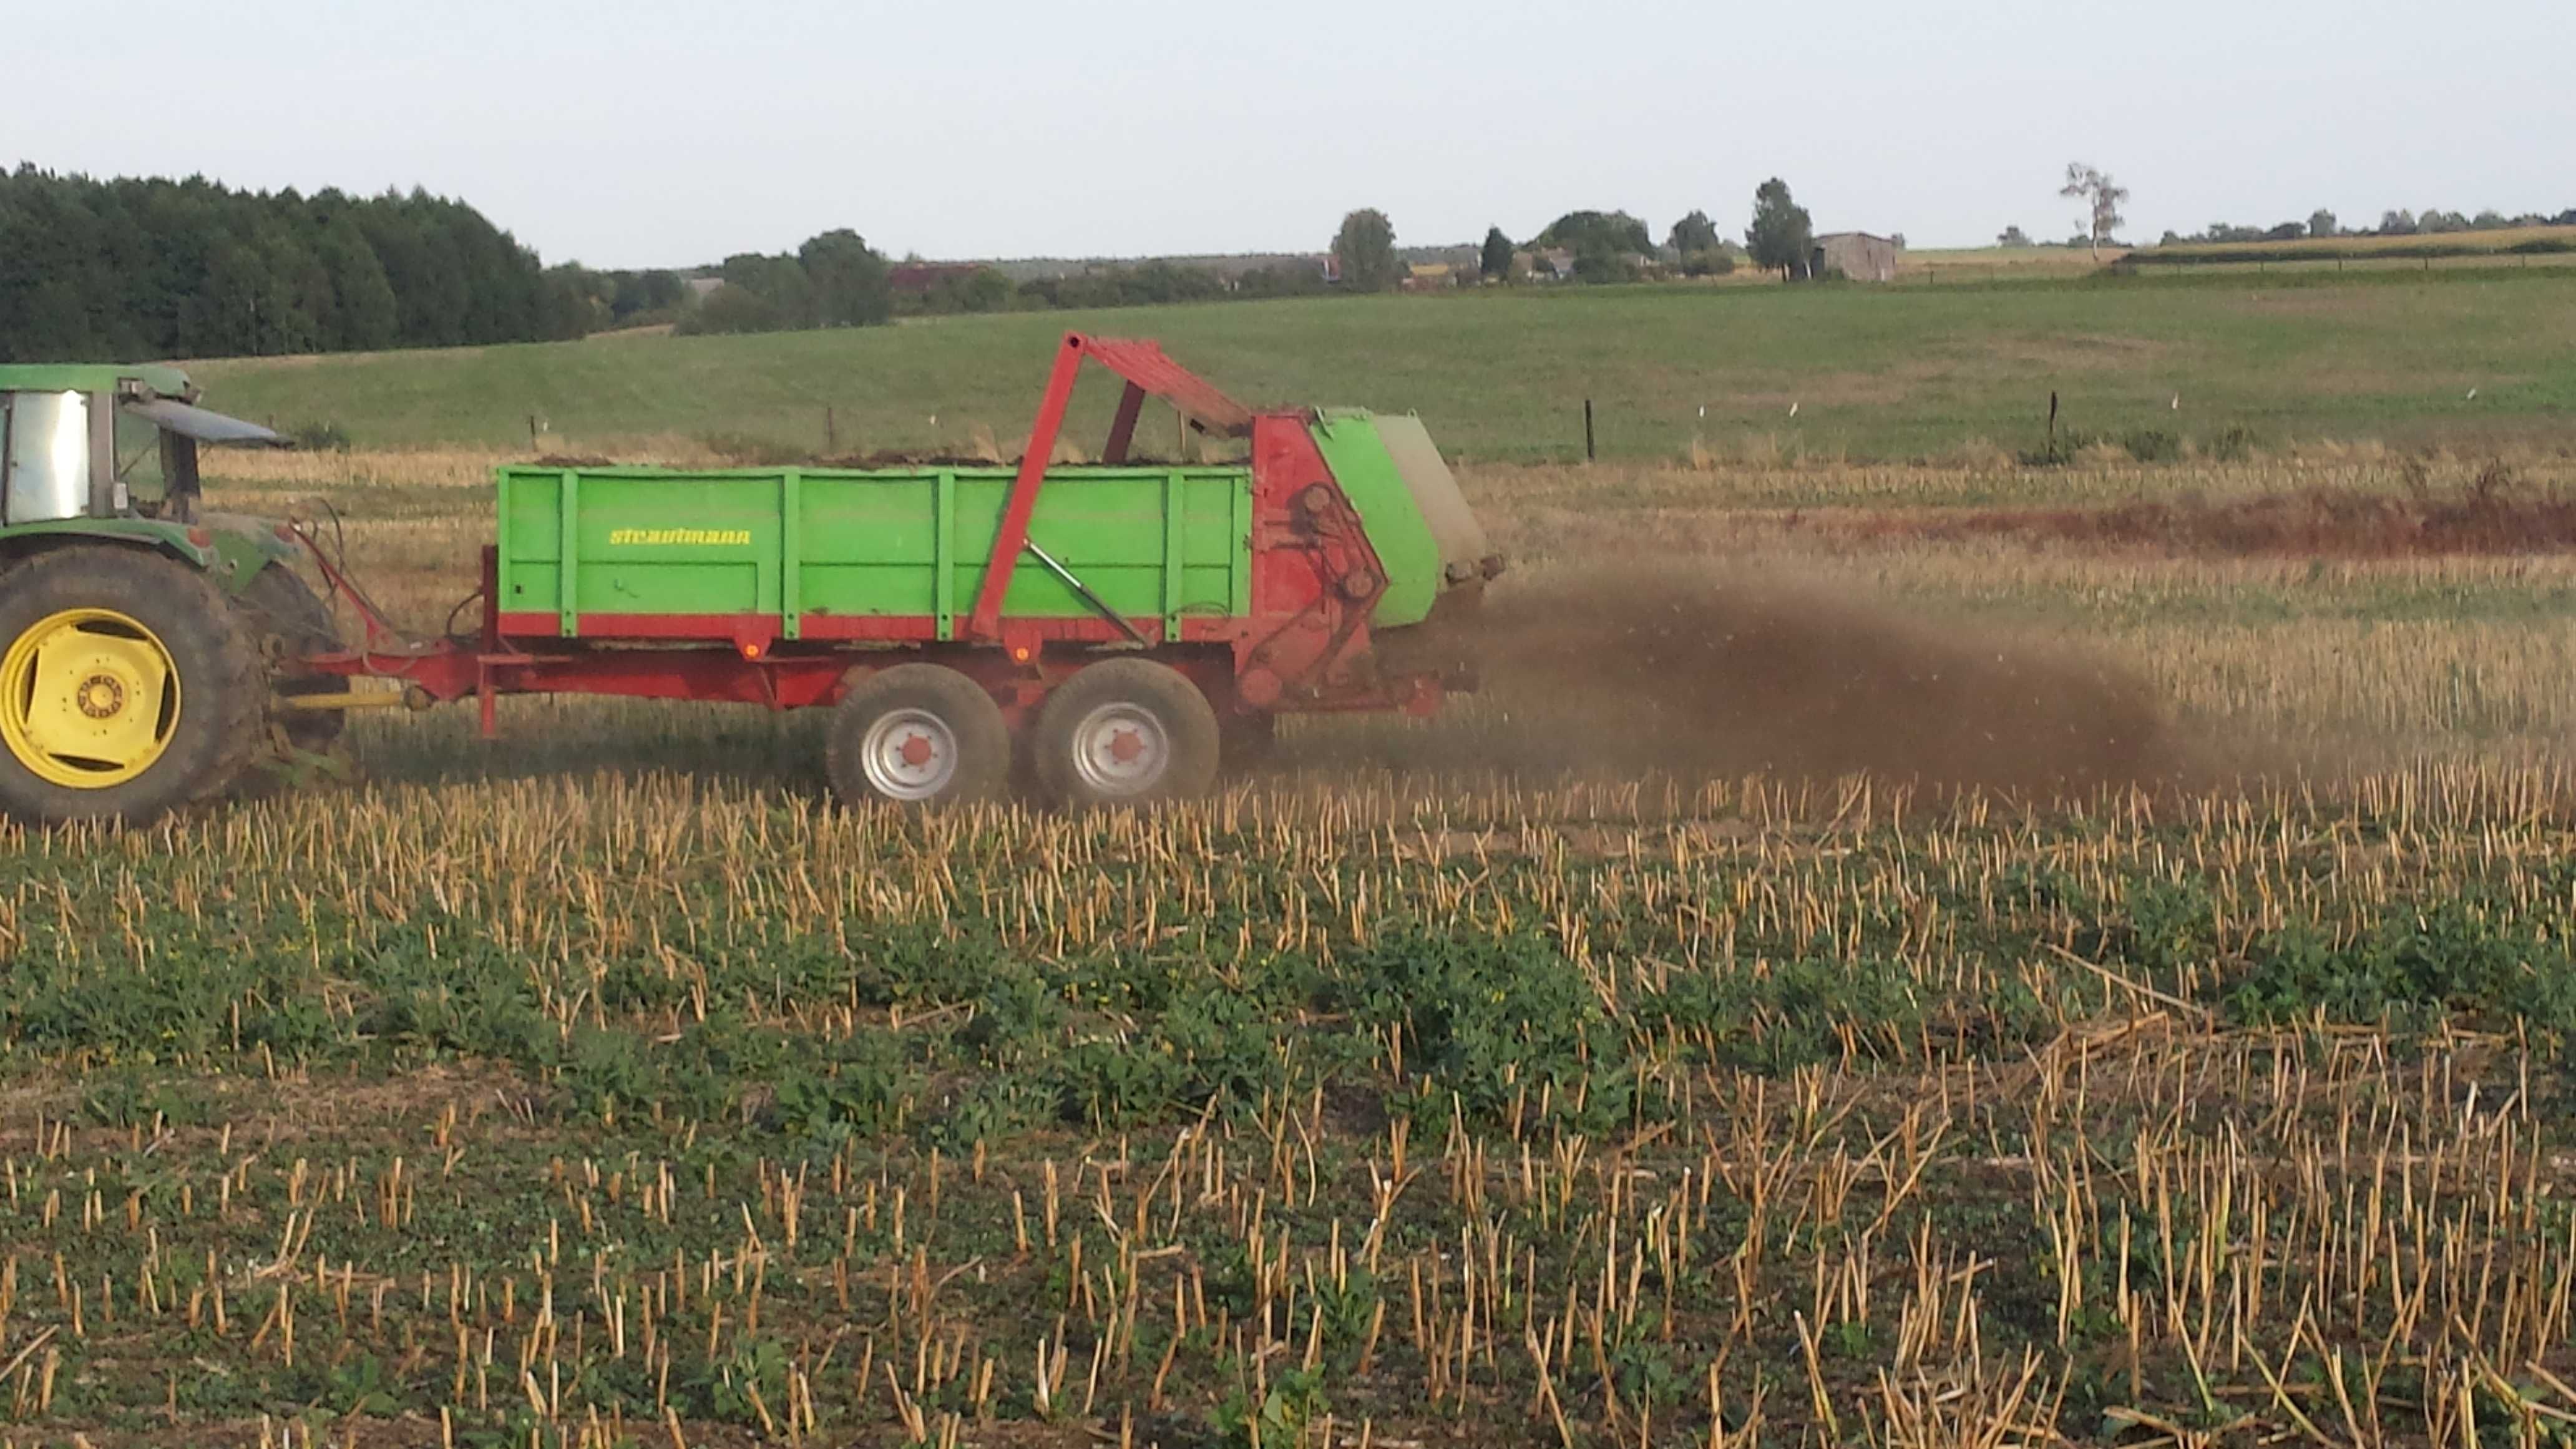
[[608, 529, 752, 546]]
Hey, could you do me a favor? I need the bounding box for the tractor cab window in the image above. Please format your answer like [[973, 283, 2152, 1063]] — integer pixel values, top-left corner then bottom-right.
[[112, 405, 170, 505], [0, 390, 93, 526], [117, 398, 273, 521]]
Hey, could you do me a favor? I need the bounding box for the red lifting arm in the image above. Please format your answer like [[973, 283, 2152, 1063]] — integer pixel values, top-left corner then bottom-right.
[[965, 333, 1256, 642]]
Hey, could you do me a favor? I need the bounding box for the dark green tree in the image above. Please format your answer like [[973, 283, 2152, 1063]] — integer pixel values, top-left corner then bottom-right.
[[1333, 209, 1399, 292], [683, 282, 786, 335], [610, 269, 686, 319], [1536, 210, 1654, 257], [1572, 250, 1639, 283], [358, 194, 469, 347], [1480, 227, 1514, 281], [1745, 178, 1814, 279], [539, 264, 606, 341], [1532, 211, 1652, 284], [0, 168, 578, 359], [1666, 210, 1720, 255], [313, 212, 398, 351], [721, 252, 812, 324], [798, 230, 892, 326]]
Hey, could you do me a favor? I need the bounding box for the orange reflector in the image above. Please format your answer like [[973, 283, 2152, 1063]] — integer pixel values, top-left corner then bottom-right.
[[187, 528, 213, 547], [741, 642, 761, 659]]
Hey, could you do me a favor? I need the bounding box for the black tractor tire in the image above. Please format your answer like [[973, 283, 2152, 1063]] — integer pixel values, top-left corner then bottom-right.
[[0, 547, 266, 825], [1030, 658, 1220, 808], [824, 663, 1013, 807], [238, 564, 347, 753]]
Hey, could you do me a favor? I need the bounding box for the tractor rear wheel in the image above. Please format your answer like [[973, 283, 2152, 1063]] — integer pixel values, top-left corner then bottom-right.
[[1031, 658, 1219, 808], [825, 663, 1012, 807], [238, 564, 347, 754], [0, 548, 265, 824]]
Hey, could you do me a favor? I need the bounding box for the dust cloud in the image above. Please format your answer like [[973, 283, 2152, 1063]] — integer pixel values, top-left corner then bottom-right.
[[1455, 567, 2189, 798]]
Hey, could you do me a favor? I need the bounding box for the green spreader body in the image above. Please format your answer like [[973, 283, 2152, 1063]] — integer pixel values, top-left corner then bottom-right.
[[492, 408, 1482, 645], [492, 402, 1494, 639], [495, 462, 1258, 643], [308, 333, 1500, 778]]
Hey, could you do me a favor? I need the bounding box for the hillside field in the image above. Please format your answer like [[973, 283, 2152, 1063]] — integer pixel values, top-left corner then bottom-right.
[[190, 266, 2576, 465]]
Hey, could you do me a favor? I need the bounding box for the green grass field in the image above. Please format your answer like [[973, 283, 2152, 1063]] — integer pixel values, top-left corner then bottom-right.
[[192, 266, 2576, 464]]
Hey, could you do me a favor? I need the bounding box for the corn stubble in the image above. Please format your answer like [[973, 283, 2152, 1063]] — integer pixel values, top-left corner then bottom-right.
[[1, 452, 2572, 1445]]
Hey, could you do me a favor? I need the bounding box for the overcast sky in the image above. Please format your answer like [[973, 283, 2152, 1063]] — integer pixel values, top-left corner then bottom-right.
[[6, 0, 2570, 269]]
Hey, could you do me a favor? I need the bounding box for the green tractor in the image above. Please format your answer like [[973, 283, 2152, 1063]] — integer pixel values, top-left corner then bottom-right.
[[0, 364, 341, 823]]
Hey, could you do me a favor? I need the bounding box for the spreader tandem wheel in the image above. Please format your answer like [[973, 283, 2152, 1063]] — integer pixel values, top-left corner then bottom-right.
[[825, 663, 1013, 807], [1032, 657, 1220, 808], [0, 549, 266, 824]]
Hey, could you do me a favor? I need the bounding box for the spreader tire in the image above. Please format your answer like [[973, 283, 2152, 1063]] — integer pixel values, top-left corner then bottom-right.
[[1031, 658, 1219, 808], [238, 564, 347, 753], [0, 547, 266, 824], [825, 663, 1012, 807]]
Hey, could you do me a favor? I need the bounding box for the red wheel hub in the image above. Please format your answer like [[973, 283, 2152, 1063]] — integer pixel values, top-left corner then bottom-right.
[[897, 732, 938, 769]]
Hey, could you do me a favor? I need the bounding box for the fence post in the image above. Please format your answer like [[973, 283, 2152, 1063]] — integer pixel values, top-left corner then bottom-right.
[[1583, 399, 1596, 463], [825, 406, 836, 452]]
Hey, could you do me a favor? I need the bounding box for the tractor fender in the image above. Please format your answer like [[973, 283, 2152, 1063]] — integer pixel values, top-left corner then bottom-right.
[[0, 518, 297, 599]]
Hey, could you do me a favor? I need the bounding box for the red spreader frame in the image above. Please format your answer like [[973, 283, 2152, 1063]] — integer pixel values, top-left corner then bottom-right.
[[291, 332, 1447, 736]]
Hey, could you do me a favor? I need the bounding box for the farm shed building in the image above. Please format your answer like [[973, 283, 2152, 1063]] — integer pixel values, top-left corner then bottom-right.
[[1811, 232, 1901, 282]]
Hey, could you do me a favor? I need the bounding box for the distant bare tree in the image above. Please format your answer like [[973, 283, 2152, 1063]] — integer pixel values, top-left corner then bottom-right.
[[2060, 163, 2129, 260]]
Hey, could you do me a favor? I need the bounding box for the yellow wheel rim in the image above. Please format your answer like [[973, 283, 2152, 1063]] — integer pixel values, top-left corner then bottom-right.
[[0, 608, 182, 789]]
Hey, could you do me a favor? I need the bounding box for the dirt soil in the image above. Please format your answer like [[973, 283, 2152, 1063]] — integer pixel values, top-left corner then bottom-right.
[[1804, 475, 2576, 558], [1470, 566, 2185, 796]]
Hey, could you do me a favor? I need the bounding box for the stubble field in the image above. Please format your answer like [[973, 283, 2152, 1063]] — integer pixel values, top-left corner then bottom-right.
[[6, 429, 2576, 1447]]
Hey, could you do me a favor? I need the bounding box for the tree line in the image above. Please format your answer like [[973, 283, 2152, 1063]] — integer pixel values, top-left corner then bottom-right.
[[669, 248, 1336, 336], [0, 167, 593, 362], [30, 162, 2564, 364], [1334, 178, 1829, 290], [1996, 163, 2575, 251], [2163, 207, 2576, 246], [0, 163, 1860, 366]]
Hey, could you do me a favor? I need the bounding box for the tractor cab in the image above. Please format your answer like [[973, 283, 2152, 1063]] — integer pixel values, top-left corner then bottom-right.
[[0, 365, 329, 825], [0, 363, 283, 527]]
